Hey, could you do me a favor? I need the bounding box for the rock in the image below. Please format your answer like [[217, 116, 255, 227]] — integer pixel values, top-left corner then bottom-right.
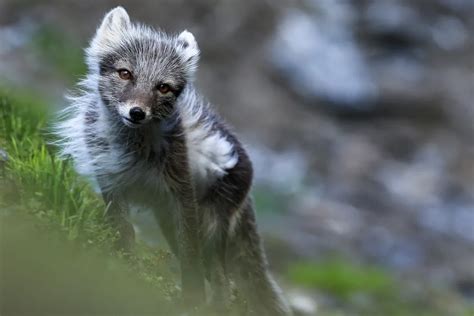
[[457, 279, 474, 302], [0, 148, 8, 162], [269, 0, 473, 120], [269, 2, 377, 111], [0, 148, 8, 178], [248, 145, 308, 193], [364, 1, 427, 46]]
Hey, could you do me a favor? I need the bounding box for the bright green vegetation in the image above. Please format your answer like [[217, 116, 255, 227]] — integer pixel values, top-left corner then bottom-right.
[[0, 88, 109, 244], [0, 88, 180, 313], [289, 259, 394, 298], [288, 258, 470, 316]]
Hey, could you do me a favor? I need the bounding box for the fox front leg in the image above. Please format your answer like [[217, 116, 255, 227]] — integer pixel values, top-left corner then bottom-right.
[[164, 131, 206, 307], [101, 190, 135, 253]]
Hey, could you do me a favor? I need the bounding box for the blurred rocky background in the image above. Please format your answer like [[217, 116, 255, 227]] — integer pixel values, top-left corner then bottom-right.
[[0, 0, 473, 315]]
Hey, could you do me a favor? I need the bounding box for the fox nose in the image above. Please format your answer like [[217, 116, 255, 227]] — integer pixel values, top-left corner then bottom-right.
[[129, 107, 146, 121]]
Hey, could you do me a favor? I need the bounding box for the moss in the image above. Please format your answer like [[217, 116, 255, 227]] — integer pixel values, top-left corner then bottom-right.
[[288, 259, 394, 298]]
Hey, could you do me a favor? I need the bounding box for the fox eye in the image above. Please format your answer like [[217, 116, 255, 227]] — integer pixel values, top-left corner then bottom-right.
[[157, 83, 171, 94], [117, 69, 132, 80]]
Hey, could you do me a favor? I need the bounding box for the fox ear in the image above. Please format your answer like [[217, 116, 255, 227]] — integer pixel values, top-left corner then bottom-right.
[[177, 30, 200, 77], [90, 7, 130, 52]]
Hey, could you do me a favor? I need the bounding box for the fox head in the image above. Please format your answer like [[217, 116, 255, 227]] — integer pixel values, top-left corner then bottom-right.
[[86, 7, 200, 128]]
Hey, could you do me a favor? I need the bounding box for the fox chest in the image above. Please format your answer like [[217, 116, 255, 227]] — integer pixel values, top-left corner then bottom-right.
[[83, 120, 238, 200]]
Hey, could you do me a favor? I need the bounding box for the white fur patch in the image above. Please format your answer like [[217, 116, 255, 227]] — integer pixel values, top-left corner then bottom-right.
[[187, 130, 238, 181], [55, 103, 93, 175], [54, 88, 135, 194], [178, 30, 199, 62], [177, 94, 238, 187]]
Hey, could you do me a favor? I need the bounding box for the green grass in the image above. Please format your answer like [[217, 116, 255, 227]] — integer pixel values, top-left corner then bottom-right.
[[0, 88, 179, 304], [0, 88, 109, 244]]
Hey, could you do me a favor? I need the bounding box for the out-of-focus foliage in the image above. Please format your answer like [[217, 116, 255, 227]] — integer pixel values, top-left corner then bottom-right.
[[0, 216, 175, 315], [0, 89, 110, 244], [31, 25, 86, 79], [0, 89, 181, 313], [288, 259, 471, 316], [289, 260, 393, 297]]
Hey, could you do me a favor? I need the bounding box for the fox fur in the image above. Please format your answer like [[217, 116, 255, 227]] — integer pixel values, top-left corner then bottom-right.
[[55, 7, 291, 315]]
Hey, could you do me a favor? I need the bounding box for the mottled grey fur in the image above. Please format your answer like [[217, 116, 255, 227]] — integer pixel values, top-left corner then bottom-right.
[[55, 7, 291, 315]]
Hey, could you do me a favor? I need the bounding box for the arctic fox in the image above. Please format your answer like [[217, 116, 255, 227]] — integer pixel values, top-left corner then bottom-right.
[[56, 7, 291, 315]]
